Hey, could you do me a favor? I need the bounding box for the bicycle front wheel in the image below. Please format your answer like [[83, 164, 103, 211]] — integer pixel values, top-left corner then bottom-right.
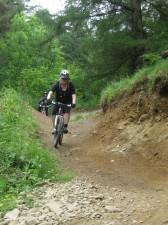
[[53, 116, 60, 148], [58, 116, 64, 146], [53, 131, 59, 148], [59, 131, 63, 145]]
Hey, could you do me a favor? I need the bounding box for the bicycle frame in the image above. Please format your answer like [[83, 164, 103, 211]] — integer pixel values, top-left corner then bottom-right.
[[39, 101, 49, 116], [52, 101, 71, 148]]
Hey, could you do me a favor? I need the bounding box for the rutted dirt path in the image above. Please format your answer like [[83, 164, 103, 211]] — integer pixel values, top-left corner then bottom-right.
[[33, 110, 168, 225], [2, 110, 168, 225]]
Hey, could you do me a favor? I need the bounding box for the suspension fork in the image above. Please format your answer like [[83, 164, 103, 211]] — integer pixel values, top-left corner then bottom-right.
[[54, 115, 58, 129]]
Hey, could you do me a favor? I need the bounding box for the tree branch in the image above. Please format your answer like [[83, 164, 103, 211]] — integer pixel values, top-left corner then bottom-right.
[[108, 0, 133, 12]]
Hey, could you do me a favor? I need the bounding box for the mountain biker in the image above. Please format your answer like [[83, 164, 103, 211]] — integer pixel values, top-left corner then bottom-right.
[[47, 69, 76, 134], [38, 91, 49, 115]]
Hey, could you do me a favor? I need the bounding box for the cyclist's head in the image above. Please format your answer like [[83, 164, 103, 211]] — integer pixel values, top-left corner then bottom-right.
[[60, 69, 70, 80]]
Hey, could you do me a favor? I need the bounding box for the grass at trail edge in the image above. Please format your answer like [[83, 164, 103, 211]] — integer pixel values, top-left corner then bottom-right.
[[0, 89, 72, 212]]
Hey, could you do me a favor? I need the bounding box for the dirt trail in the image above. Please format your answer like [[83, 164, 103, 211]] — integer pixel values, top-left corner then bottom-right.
[[34, 110, 168, 225]]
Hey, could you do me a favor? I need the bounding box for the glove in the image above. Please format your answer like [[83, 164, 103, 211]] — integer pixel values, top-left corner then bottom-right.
[[72, 103, 76, 108], [46, 99, 51, 105]]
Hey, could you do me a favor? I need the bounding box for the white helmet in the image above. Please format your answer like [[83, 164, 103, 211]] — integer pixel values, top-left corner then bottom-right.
[[60, 69, 70, 80]]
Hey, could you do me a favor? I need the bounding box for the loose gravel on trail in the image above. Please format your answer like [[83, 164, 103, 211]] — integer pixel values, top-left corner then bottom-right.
[[1, 177, 167, 225]]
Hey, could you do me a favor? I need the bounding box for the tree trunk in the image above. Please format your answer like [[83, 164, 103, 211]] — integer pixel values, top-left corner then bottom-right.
[[129, 0, 144, 39]]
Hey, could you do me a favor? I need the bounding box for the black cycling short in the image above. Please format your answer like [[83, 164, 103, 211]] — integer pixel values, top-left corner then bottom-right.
[[52, 105, 71, 115]]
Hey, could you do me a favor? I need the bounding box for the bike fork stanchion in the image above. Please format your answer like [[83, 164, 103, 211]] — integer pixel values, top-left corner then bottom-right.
[[54, 115, 58, 129], [53, 116, 59, 148], [58, 117, 64, 145]]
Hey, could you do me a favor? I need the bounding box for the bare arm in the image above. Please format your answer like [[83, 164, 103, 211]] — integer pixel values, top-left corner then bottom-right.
[[47, 91, 53, 100], [72, 94, 76, 105]]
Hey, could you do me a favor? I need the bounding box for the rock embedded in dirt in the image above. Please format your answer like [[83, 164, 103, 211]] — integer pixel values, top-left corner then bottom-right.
[[91, 212, 103, 219], [4, 209, 20, 221], [71, 147, 81, 151], [8, 222, 19, 225], [92, 130, 98, 135], [155, 115, 161, 122], [40, 223, 53, 225], [25, 216, 39, 225], [105, 206, 122, 213], [162, 219, 168, 224], [106, 222, 116, 225], [117, 120, 130, 130], [110, 159, 115, 163], [143, 133, 149, 138], [46, 200, 64, 216], [92, 194, 104, 201], [121, 147, 127, 152], [138, 114, 149, 123]]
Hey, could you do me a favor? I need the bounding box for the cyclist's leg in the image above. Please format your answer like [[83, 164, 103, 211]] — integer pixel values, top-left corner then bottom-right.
[[64, 113, 70, 125], [63, 106, 71, 133]]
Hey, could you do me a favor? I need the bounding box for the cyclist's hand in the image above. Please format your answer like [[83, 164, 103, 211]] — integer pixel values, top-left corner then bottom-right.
[[46, 99, 51, 105], [72, 103, 76, 108]]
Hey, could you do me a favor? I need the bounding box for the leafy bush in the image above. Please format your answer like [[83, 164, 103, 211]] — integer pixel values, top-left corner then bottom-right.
[[0, 89, 70, 207], [143, 53, 161, 66]]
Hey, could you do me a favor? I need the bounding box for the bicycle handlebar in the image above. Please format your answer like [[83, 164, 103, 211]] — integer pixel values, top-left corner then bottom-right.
[[51, 101, 71, 107]]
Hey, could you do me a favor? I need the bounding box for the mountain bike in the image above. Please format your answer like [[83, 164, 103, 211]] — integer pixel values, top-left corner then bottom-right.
[[52, 101, 71, 148], [38, 99, 49, 116]]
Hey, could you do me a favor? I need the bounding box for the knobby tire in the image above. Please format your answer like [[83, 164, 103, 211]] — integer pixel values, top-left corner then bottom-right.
[[53, 116, 64, 148], [58, 117, 64, 146], [53, 117, 60, 148]]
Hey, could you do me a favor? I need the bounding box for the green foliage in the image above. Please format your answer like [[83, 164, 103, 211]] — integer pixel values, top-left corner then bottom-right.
[[0, 0, 24, 34], [0, 194, 17, 213], [1, 0, 168, 110], [101, 60, 168, 105], [143, 53, 161, 66], [0, 12, 95, 109], [0, 89, 71, 211], [54, 0, 168, 102], [0, 14, 65, 103]]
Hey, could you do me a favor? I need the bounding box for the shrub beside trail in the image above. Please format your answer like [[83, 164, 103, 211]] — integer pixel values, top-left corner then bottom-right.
[[0, 89, 70, 212]]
